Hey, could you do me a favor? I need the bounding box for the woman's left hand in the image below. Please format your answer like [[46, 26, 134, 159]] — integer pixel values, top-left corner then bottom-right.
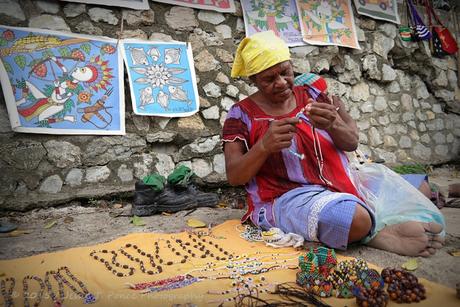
[[304, 98, 339, 130]]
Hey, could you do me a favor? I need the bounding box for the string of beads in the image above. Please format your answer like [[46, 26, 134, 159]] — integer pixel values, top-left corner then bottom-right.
[[23, 275, 45, 307], [0, 277, 15, 307]]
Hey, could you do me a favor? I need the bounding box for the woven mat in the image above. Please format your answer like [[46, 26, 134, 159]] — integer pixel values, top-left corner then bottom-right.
[[0, 220, 457, 306]]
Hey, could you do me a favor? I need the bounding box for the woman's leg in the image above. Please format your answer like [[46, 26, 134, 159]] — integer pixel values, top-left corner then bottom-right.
[[273, 186, 374, 250], [348, 205, 372, 243]]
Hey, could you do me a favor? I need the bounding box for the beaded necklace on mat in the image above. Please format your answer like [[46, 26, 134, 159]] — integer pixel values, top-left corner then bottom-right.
[[55, 266, 96, 304], [127, 252, 299, 293], [90, 232, 235, 277], [0, 277, 15, 307], [140, 275, 202, 294], [45, 270, 65, 307], [238, 224, 263, 242], [185, 254, 299, 280], [120, 243, 163, 275], [90, 249, 136, 277], [23, 275, 45, 307], [127, 274, 191, 290]]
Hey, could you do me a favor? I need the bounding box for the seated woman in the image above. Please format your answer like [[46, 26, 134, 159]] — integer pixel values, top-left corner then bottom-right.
[[222, 31, 444, 257]]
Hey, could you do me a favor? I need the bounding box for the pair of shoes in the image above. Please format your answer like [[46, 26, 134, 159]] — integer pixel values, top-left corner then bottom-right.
[[132, 181, 219, 216]]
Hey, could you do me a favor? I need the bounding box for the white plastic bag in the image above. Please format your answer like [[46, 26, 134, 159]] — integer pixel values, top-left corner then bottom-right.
[[349, 162, 446, 241]]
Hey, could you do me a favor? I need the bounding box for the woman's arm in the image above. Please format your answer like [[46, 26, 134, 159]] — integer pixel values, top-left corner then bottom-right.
[[305, 96, 358, 152], [224, 117, 299, 186]]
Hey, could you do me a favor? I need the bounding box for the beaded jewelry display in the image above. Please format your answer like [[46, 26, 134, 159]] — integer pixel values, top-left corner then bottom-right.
[[23, 275, 45, 307], [296, 247, 337, 297], [55, 266, 96, 304], [45, 270, 65, 307], [0, 277, 15, 307], [90, 232, 236, 277], [185, 251, 299, 281], [381, 268, 426, 303]]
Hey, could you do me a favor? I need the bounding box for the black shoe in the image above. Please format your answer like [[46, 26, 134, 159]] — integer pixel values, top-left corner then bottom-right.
[[133, 181, 161, 206], [132, 182, 219, 216]]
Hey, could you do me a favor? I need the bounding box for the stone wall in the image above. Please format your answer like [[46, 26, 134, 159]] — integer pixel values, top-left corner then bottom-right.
[[0, 0, 459, 211]]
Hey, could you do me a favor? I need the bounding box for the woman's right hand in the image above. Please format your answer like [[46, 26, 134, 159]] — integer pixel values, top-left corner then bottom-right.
[[260, 117, 300, 153]]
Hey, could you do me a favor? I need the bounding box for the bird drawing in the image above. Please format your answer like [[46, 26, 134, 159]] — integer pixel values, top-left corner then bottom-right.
[[130, 47, 149, 65], [164, 48, 181, 64], [157, 90, 170, 110], [168, 85, 190, 104], [139, 86, 154, 109], [147, 47, 160, 62]]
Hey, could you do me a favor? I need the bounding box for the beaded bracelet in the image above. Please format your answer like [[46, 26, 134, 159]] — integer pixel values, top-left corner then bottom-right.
[[353, 285, 389, 307], [296, 271, 333, 297], [382, 268, 426, 303], [296, 246, 337, 297]]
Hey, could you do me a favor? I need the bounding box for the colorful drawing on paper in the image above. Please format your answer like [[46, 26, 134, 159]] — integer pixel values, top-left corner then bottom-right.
[[241, 0, 305, 47], [60, 0, 149, 10], [121, 40, 199, 117], [152, 0, 235, 13], [353, 0, 400, 24], [296, 0, 360, 49], [0, 25, 124, 135]]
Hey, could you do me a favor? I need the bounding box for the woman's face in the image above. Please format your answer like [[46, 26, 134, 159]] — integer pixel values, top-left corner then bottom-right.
[[251, 61, 294, 104]]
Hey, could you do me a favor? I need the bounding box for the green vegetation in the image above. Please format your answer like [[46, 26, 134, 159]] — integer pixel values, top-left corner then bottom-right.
[[392, 163, 430, 174]]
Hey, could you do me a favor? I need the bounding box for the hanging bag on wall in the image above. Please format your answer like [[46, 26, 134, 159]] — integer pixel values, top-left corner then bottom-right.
[[407, 0, 432, 40], [426, 0, 458, 56], [399, 0, 414, 41]]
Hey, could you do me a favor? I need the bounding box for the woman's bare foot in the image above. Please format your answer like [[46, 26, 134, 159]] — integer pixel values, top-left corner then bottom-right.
[[367, 221, 444, 257]]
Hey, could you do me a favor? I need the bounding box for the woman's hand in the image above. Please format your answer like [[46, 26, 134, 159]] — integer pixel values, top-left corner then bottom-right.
[[260, 117, 300, 153], [304, 98, 339, 130], [304, 95, 359, 151]]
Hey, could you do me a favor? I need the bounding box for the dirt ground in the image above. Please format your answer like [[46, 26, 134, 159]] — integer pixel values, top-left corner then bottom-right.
[[1, 168, 459, 290]]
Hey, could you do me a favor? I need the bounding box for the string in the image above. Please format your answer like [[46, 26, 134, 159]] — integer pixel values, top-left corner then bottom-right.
[[116, 10, 124, 50]]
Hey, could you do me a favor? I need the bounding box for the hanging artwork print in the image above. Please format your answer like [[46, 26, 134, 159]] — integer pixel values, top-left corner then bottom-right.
[[353, 0, 400, 24], [0, 26, 125, 135], [296, 0, 360, 49], [152, 0, 235, 13], [121, 39, 199, 117], [241, 0, 305, 47], [60, 0, 150, 10]]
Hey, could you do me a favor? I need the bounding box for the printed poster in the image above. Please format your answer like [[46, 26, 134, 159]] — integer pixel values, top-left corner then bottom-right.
[[0, 25, 125, 135], [296, 0, 360, 49], [121, 39, 199, 117], [59, 0, 150, 10], [241, 0, 305, 47], [353, 0, 400, 24], [152, 0, 235, 13]]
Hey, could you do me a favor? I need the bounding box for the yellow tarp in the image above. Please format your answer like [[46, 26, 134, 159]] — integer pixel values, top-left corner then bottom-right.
[[0, 220, 457, 306]]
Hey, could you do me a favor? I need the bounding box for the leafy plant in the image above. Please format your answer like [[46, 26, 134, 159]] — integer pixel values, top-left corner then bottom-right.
[[392, 163, 428, 174]]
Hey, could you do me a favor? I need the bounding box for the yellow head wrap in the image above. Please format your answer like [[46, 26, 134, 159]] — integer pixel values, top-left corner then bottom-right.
[[231, 31, 291, 78]]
